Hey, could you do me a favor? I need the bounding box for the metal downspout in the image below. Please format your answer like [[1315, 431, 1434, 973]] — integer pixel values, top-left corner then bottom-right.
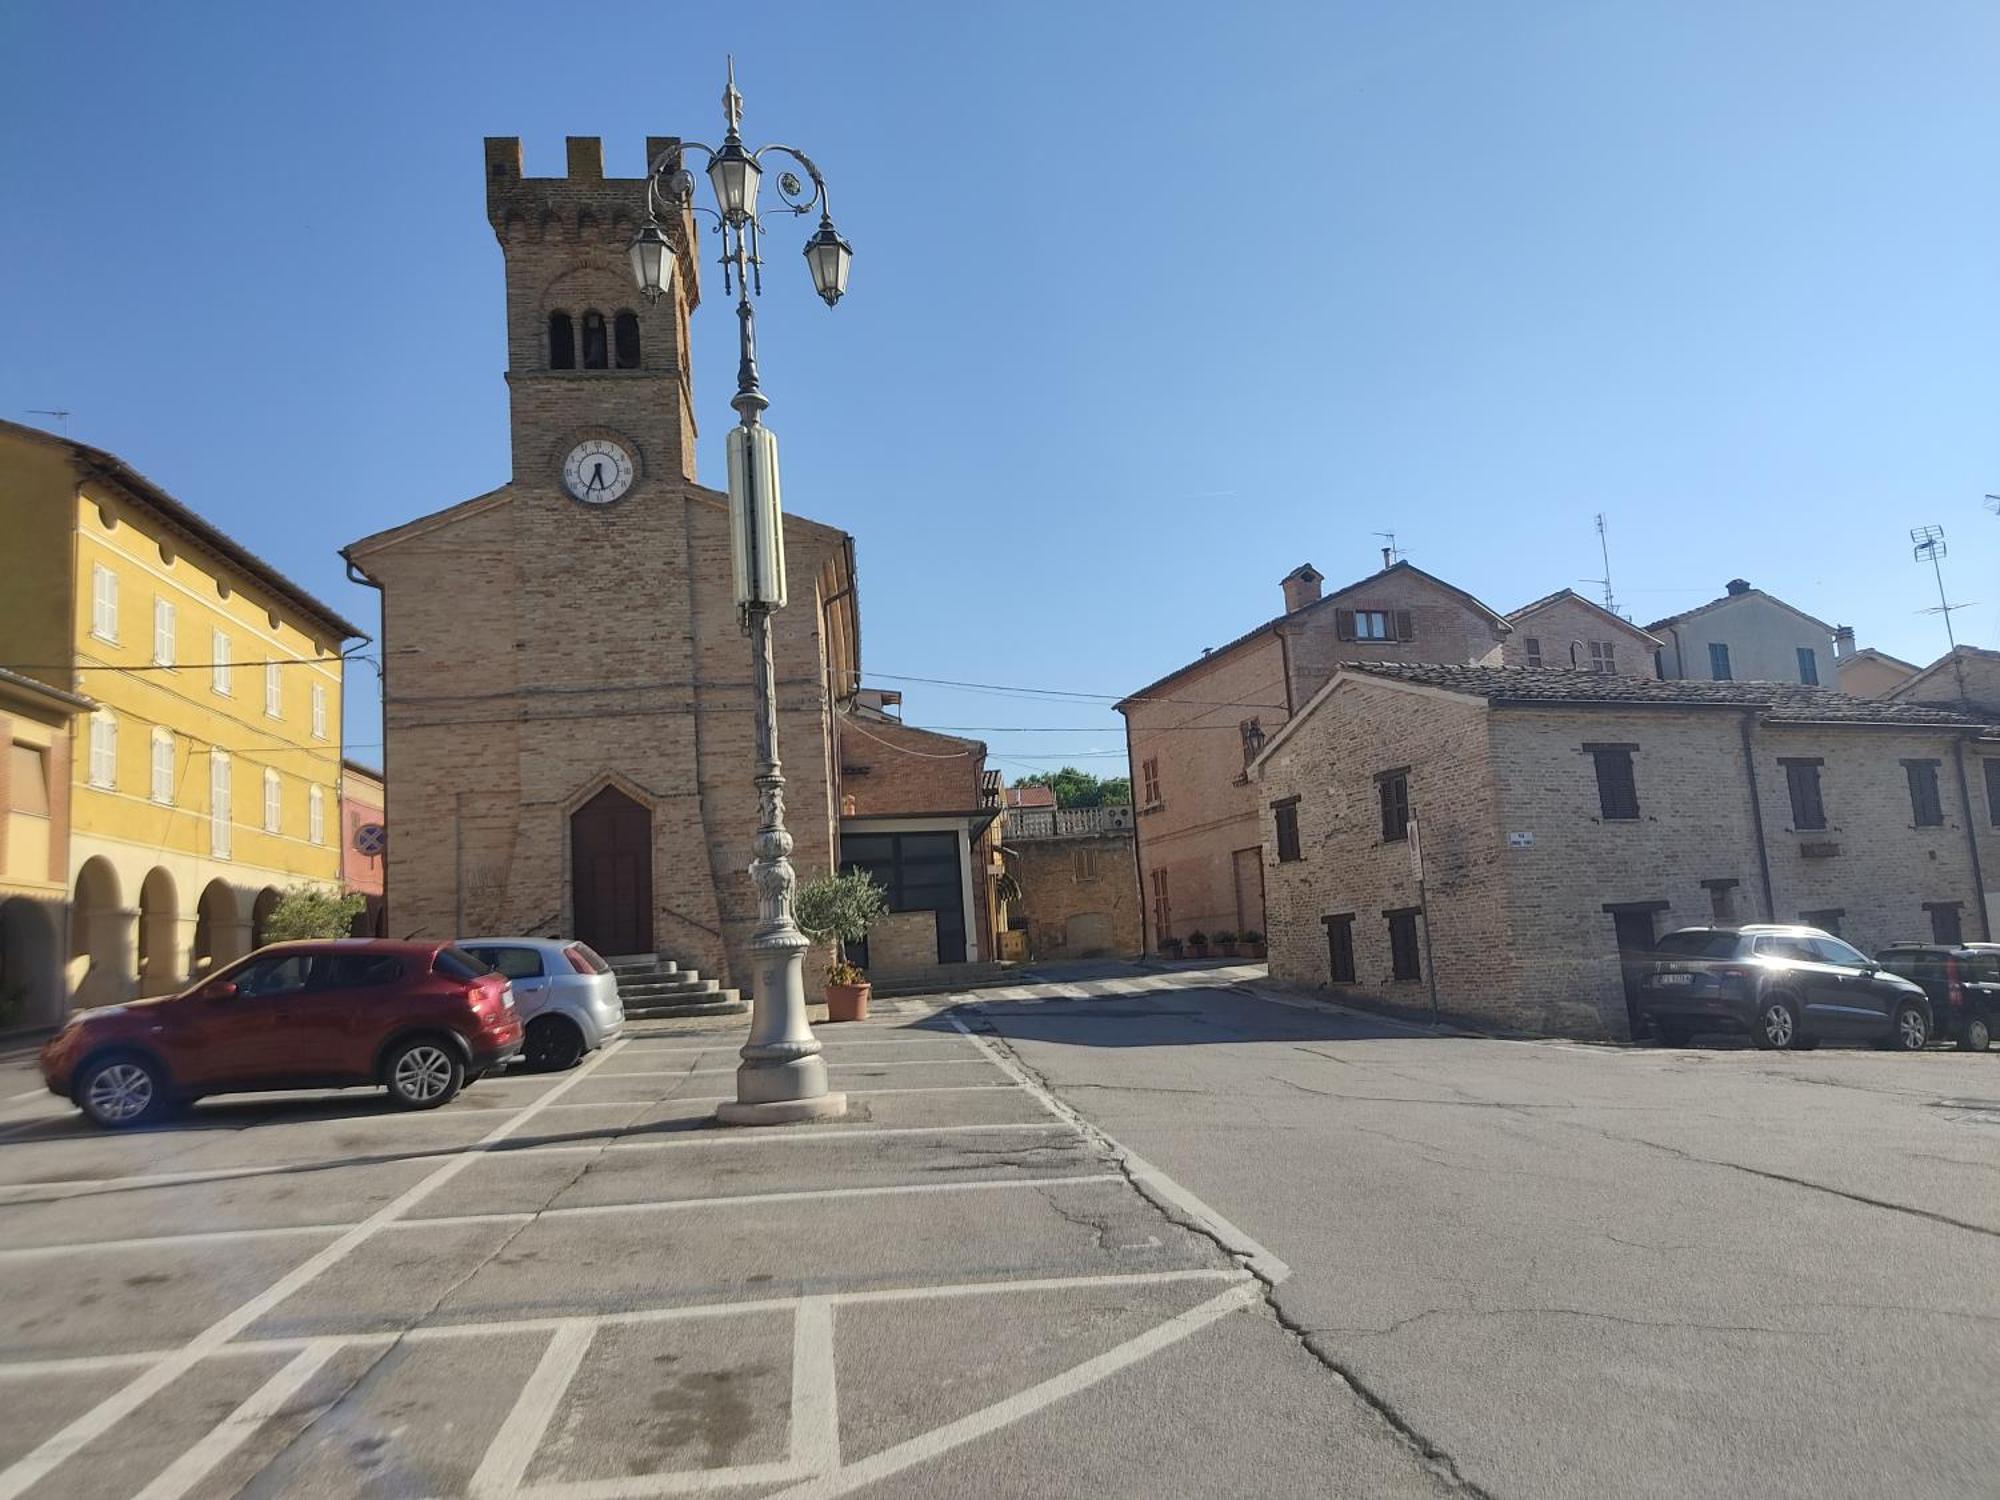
[[1738, 711, 1776, 921]]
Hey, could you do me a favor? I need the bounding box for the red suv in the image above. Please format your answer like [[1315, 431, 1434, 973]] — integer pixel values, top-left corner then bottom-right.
[[40, 940, 523, 1128]]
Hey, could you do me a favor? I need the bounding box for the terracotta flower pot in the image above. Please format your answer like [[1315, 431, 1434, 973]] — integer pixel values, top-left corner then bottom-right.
[[825, 982, 871, 1023]]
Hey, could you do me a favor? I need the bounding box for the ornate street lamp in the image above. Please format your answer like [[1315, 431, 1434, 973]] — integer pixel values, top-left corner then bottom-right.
[[631, 60, 855, 1126]]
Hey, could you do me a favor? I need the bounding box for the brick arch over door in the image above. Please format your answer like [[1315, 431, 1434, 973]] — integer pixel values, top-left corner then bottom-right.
[[571, 785, 654, 958]]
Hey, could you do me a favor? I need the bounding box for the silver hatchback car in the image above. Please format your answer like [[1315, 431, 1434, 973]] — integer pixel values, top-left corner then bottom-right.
[[458, 937, 624, 1071]]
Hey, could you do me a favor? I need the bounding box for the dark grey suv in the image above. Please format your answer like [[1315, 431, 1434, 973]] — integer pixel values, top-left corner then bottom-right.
[[1635, 924, 1932, 1051]]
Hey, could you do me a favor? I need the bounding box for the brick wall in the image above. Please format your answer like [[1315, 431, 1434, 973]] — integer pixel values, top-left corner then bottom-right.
[[1499, 596, 1659, 676], [838, 716, 984, 814], [1011, 831, 1141, 959], [1258, 679, 1509, 1017], [1280, 567, 1511, 706], [869, 909, 939, 978]]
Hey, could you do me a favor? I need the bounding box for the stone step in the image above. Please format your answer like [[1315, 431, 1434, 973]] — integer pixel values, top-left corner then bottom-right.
[[624, 990, 745, 1020], [617, 975, 717, 999], [607, 960, 680, 979]]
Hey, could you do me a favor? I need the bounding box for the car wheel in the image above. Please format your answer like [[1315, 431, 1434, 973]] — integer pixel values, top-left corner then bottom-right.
[[384, 1038, 464, 1109], [1751, 996, 1801, 1050], [1959, 1017, 1992, 1052], [524, 1015, 586, 1072], [75, 1052, 170, 1129], [1887, 1004, 1929, 1052]]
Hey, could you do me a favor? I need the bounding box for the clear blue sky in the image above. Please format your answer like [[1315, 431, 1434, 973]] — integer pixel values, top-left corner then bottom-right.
[[5, 1, 1996, 779]]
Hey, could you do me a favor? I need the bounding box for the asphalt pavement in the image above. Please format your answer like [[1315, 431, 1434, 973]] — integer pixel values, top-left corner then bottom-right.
[[960, 970, 2000, 1499]]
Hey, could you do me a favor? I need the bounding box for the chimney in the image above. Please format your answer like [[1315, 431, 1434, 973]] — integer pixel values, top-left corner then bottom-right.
[[1833, 624, 1856, 660], [1281, 564, 1324, 614], [1725, 578, 1751, 596]]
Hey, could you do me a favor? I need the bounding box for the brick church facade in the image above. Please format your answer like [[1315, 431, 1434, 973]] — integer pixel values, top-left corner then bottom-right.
[[345, 137, 860, 990]]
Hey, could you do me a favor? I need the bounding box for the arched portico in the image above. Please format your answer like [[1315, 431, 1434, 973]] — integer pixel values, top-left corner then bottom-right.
[[192, 879, 250, 976], [137, 867, 182, 997], [68, 856, 133, 1008], [251, 887, 282, 950]]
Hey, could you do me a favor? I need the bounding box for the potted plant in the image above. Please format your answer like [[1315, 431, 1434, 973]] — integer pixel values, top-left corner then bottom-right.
[[1240, 929, 1266, 960], [792, 869, 889, 1023], [1214, 929, 1240, 958], [1186, 930, 1210, 959], [1159, 936, 1184, 960]]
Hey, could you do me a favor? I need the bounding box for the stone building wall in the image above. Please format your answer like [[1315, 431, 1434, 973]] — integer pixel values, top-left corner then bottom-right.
[[1499, 595, 1659, 676], [1011, 831, 1141, 959], [837, 717, 984, 814], [1279, 567, 1510, 707], [1257, 679, 1509, 1017]]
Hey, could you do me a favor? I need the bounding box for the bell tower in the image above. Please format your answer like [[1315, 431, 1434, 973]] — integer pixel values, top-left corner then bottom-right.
[[484, 136, 703, 491]]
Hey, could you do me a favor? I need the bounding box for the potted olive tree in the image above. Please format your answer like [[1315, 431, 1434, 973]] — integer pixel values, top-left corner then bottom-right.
[[792, 869, 888, 1023], [1186, 930, 1211, 959], [1240, 929, 1267, 960], [1214, 929, 1240, 958]]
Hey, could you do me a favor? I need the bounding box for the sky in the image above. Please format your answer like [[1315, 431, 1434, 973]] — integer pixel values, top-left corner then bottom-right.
[[4, 1, 1997, 781]]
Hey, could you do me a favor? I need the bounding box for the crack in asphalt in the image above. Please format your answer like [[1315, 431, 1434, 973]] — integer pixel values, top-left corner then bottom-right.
[[958, 1007, 1494, 1500]]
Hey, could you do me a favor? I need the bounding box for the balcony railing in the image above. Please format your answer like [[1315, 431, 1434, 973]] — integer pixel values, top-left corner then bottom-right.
[[1005, 805, 1135, 840]]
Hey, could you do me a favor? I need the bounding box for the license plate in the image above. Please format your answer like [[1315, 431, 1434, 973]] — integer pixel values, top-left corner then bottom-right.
[[1655, 973, 1694, 986]]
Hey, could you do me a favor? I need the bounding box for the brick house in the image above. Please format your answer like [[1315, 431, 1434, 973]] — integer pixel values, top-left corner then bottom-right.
[[1251, 662, 1999, 1038], [1887, 645, 2000, 717], [1501, 589, 1662, 676], [1003, 805, 1141, 960], [344, 137, 861, 994], [1836, 646, 1922, 699], [1118, 560, 1512, 952], [834, 694, 1004, 979], [1648, 578, 1838, 686]]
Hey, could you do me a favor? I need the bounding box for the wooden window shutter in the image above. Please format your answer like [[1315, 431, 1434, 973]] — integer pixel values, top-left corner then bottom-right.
[[1334, 609, 1356, 641], [1394, 610, 1415, 642]]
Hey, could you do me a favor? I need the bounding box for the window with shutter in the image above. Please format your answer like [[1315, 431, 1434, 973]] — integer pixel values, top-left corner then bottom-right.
[[1927, 903, 1963, 944], [1589, 640, 1616, 673], [1781, 759, 1826, 831], [265, 662, 283, 718], [1796, 647, 1819, 685], [1986, 759, 2000, 827], [1393, 609, 1414, 642], [9, 743, 49, 817], [91, 565, 118, 642], [1708, 642, 1732, 681], [1903, 759, 1944, 827], [1353, 611, 1392, 641], [1272, 797, 1302, 862], [264, 769, 281, 832], [210, 751, 232, 858], [1525, 637, 1543, 668], [1588, 744, 1640, 820], [153, 597, 175, 666], [1334, 608, 1356, 641], [1376, 770, 1410, 842], [89, 713, 117, 789], [1324, 914, 1355, 983], [1150, 867, 1172, 940], [312, 682, 327, 740], [151, 730, 174, 804], [212, 631, 232, 695], [1387, 909, 1422, 981], [309, 785, 325, 845], [1141, 757, 1161, 807]]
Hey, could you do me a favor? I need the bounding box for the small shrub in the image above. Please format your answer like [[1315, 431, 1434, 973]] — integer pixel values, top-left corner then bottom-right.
[[262, 886, 367, 942]]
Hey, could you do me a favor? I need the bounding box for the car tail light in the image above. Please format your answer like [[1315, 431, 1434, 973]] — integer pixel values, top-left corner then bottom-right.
[[1945, 957, 1965, 1011], [564, 946, 594, 975]]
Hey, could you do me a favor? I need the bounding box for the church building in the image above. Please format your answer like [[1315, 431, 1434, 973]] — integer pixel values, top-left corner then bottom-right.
[[344, 137, 861, 992]]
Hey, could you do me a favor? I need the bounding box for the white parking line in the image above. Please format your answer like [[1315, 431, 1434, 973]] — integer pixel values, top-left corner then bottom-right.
[[950, 1012, 1291, 1283], [0, 1222, 351, 1262], [790, 1298, 840, 1474], [0, 1037, 632, 1500], [470, 1320, 595, 1499], [131, 1338, 343, 1500]]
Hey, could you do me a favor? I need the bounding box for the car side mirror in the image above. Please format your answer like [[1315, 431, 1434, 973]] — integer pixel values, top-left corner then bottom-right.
[[199, 980, 240, 1000]]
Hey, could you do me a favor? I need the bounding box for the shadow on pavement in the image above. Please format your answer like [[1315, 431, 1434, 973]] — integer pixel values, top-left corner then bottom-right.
[[897, 987, 1445, 1050]]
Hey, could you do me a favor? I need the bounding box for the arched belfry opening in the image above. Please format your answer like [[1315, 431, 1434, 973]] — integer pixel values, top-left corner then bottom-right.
[[570, 785, 653, 958]]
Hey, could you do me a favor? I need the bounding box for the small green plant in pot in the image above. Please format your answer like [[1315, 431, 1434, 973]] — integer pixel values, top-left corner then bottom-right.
[[1240, 929, 1266, 959], [1214, 929, 1240, 958], [1186, 930, 1210, 959], [792, 869, 889, 1022]]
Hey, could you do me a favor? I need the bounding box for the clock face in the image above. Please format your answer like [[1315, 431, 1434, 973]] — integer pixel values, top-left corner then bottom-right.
[[562, 439, 636, 505]]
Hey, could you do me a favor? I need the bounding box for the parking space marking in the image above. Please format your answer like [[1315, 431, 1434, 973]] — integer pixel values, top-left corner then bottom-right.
[[950, 1010, 1292, 1283], [131, 1338, 343, 1500], [790, 1298, 840, 1476], [761, 1279, 1263, 1500], [0, 1221, 351, 1262], [0, 1037, 632, 1500], [470, 1320, 595, 1500]]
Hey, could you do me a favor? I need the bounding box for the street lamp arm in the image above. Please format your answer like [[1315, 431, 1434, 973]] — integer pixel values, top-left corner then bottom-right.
[[751, 144, 832, 219]]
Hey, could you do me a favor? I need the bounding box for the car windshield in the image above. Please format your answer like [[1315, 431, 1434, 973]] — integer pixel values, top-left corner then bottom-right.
[[433, 948, 490, 980], [1652, 931, 1744, 959]]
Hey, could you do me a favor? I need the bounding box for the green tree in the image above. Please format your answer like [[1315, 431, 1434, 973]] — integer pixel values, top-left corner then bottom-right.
[[261, 885, 368, 942], [1015, 766, 1131, 808], [792, 869, 889, 982]]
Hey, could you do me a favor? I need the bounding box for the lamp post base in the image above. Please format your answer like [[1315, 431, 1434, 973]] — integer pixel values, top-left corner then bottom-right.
[[716, 1091, 849, 1127]]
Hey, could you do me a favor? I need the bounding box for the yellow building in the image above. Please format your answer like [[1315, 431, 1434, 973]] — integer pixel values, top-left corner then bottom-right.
[[0, 420, 364, 1017]]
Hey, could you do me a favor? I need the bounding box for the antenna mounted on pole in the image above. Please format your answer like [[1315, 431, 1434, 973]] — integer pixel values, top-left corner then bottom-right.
[[1373, 531, 1403, 569], [1910, 524, 1975, 656], [1580, 512, 1621, 618]]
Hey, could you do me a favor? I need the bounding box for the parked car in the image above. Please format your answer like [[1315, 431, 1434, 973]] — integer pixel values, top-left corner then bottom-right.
[[1874, 942, 2000, 1051], [458, 937, 624, 1070], [1635, 924, 1932, 1051], [40, 940, 523, 1128]]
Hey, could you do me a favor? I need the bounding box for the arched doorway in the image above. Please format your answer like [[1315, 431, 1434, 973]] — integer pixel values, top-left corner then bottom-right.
[[137, 868, 180, 996], [0, 898, 61, 1027], [571, 786, 653, 958], [69, 856, 127, 1008], [192, 879, 243, 976], [251, 887, 281, 950]]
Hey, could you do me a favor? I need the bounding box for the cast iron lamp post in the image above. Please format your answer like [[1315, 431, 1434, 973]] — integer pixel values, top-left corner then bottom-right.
[[630, 62, 854, 1125]]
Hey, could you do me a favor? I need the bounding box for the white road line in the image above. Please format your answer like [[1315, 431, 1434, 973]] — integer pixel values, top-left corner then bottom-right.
[[949, 1013, 1291, 1283], [0, 1037, 631, 1500], [762, 1280, 1261, 1500], [518, 1459, 811, 1499], [534, 1083, 1024, 1112], [0, 1270, 1252, 1380], [515, 1058, 1000, 1083], [0, 1222, 349, 1262], [600, 1121, 1073, 1153], [469, 1320, 596, 1499], [130, 1338, 342, 1500], [789, 1298, 839, 1474]]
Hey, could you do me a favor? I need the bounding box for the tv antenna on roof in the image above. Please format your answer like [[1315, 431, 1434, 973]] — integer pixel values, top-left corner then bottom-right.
[[1985, 494, 1999, 517], [1910, 525, 1974, 654], [1374, 531, 1403, 568], [26, 408, 69, 428], [1580, 512, 1622, 618]]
